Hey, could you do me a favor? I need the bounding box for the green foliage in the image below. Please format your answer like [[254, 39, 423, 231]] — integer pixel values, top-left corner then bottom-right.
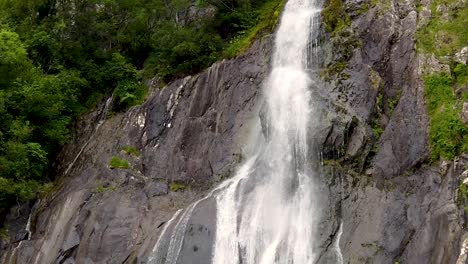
[[372, 93, 383, 136], [0, 227, 8, 240], [454, 63, 468, 86], [369, 0, 391, 15], [322, 61, 348, 81], [416, 1, 468, 162], [424, 73, 468, 161], [0, 28, 84, 212], [0, 0, 286, 213], [144, 23, 223, 81], [0, 29, 29, 86], [114, 80, 147, 110], [95, 184, 117, 193], [170, 183, 186, 192], [322, 0, 350, 34], [416, 1, 468, 57], [222, 0, 286, 58], [121, 146, 140, 157], [109, 156, 130, 169], [321, 1, 360, 80], [458, 182, 468, 205]]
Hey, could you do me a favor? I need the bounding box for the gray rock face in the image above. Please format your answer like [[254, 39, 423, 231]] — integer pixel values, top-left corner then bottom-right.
[[1, 0, 466, 263], [312, 0, 466, 263]]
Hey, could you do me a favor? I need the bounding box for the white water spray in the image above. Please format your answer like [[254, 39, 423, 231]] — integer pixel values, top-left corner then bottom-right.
[[149, 0, 327, 263]]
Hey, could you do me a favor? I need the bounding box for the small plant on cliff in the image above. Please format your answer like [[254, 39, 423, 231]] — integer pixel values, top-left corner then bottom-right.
[[0, 228, 9, 240], [121, 146, 140, 157], [170, 183, 186, 192], [457, 182, 468, 205], [95, 185, 117, 193], [320, 0, 361, 81], [109, 156, 130, 169]]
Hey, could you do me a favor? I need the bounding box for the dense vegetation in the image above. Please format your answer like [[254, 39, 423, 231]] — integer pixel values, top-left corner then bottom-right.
[[0, 0, 284, 214], [424, 67, 468, 160], [416, 0, 468, 161]]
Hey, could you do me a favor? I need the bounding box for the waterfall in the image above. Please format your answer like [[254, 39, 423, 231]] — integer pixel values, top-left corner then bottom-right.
[[149, 0, 326, 263]]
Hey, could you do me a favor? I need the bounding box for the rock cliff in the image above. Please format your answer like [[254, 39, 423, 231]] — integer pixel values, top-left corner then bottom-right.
[[1, 0, 467, 263]]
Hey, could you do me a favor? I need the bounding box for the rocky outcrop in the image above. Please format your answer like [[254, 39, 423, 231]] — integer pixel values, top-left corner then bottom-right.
[[1, 0, 466, 263]]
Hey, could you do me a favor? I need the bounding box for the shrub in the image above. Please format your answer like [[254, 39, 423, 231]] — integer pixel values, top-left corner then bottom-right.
[[113, 79, 147, 111]]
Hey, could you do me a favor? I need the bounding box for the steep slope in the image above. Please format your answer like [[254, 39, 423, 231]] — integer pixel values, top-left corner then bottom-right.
[[0, 0, 467, 263]]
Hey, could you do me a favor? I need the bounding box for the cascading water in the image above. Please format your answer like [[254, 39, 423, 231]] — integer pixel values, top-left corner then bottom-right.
[[148, 0, 329, 263]]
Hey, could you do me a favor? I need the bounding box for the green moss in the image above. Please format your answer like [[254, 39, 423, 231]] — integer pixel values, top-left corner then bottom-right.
[[355, 3, 370, 16], [321, 21, 361, 80], [170, 183, 186, 192], [387, 90, 401, 116], [0, 228, 9, 240], [370, 0, 392, 15], [424, 73, 468, 161], [223, 0, 286, 58], [121, 146, 140, 157], [372, 126, 384, 140], [322, 0, 351, 34], [458, 182, 468, 205], [95, 185, 117, 193], [109, 156, 130, 169], [373, 91, 383, 126], [322, 60, 348, 81], [370, 90, 384, 153], [454, 63, 468, 87], [416, 1, 468, 57]]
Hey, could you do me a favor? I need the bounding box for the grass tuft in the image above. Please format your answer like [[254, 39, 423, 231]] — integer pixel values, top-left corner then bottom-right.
[[170, 182, 186, 192], [121, 146, 140, 157], [109, 156, 130, 169]]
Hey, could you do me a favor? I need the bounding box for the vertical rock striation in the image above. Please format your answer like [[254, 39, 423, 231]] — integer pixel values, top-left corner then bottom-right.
[[0, 0, 466, 263]]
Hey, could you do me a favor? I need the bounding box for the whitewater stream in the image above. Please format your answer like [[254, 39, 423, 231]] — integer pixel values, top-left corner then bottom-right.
[[148, 0, 333, 263]]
